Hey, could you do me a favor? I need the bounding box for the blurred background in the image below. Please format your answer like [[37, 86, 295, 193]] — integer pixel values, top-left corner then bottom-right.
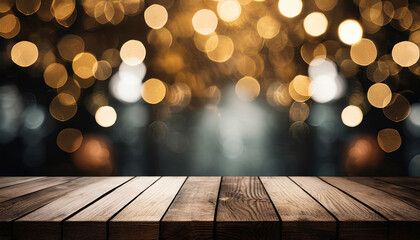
[[0, 0, 420, 176]]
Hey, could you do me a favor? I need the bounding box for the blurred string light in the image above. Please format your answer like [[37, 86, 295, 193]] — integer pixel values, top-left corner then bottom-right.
[[144, 4, 168, 29], [192, 9, 218, 35], [278, 0, 302, 18], [217, 0, 241, 22], [11, 41, 38, 67], [303, 12, 328, 37], [338, 20, 363, 45], [109, 62, 146, 103], [95, 106, 117, 127], [377, 128, 402, 153], [56, 128, 83, 153], [120, 40, 146, 66], [341, 105, 363, 127], [391, 41, 419, 67], [142, 78, 166, 104]]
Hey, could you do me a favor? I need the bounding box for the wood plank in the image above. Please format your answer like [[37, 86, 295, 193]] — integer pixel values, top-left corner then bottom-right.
[[14, 177, 132, 240], [160, 176, 221, 240], [0, 177, 74, 203], [0, 177, 101, 240], [260, 177, 336, 240], [376, 177, 420, 191], [348, 177, 420, 209], [215, 177, 280, 240], [63, 177, 159, 240], [0, 177, 45, 189], [290, 177, 387, 240], [322, 177, 420, 240], [109, 176, 186, 240]]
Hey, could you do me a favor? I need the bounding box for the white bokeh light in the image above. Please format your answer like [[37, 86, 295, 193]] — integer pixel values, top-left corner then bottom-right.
[[109, 63, 146, 103], [309, 58, 345, 103]]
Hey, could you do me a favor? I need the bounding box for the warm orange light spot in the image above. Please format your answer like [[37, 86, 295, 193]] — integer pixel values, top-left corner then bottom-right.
[[235, 76, 260, 102], [142, 78, 166, 104], [57, 128, 83, 153], [11, 41, 38, 67], [377, 128, 401, 153]]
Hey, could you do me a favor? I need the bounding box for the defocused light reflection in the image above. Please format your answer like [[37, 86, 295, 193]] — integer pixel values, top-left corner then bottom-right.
[[257, 16, 280, 39], [350, 38, 377, 66], [367, 83, 392, 108], [338, 20, 363, 45], [109, 62, 146, 103], [44, 63, 68, 88], [0, 85, 23, 144], [235, 76, 260, 102], [57, 34, 85, 62], [309, 58, 344, 103], [377, 128, 401, 153], [304, 12, 328, 37], [11, 41, 38, 67], [23, 105, 45, 130], [391, 41, 419, 67], [142, 78, 166, 104], [72, 52, 97, 79], [73, 134, 113, 175], [278, 0, 302, 18], [192, 9, 218, 35], [49, 93, 77, 122], [120, 40, 146, 66], [95, 106, 117, 127], [144, 4, 168, 29], [383, 93, 410, 122], [341, 105, 363, 127], [57, 128, 83, 153], [217, 0, 241, 22], [344, 135, 383, 175]]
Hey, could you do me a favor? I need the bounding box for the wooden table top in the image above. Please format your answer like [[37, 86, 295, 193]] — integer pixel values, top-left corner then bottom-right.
[[0, 177, 419, 240]]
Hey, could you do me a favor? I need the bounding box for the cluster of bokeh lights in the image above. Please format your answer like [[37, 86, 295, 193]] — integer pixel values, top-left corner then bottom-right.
[[1, 0, 420, 175]]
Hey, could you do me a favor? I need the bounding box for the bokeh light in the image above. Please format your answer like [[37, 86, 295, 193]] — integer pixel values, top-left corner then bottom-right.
[[341, 105, 363, 127], [72, 52, 97, 79], [120, 40, 146, 66], [49, 93, 77, 122], [57, 128, 83, 153], [192, 9, 218, 35], [44, 63, 68, 88], [11, 41, 38, 67], [391, 41, 419, 67], [235, 76, 260, 102], [377, 128, 401, 153], [257, 16, 280, 39], [383, 93, 411, 122], [367, 83, 392, 108], [350, 38, 377, 66], [142, 78, 166, 104], [278, 0, 303, 18], [338, 20, 363, 45], [73, 134, 113, 175], [304, 12, 328, 37], [95, 106, 117, 127], [217, 0, 241, 22], [144, 4, 168, 29]]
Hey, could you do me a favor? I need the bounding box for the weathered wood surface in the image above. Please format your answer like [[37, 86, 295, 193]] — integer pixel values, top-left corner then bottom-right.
[[260, 177, 336, 240], [0, 176, 418, 240], [322, 177, 420, 240], [216, 177, 280, 240]]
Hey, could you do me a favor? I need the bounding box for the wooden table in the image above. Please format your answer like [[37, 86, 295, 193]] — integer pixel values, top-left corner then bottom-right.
[[0, 177, 419, 240]]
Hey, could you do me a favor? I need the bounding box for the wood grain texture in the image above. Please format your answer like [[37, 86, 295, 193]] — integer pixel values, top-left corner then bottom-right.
[[0, 177, 74, 203], [260, 177, 336, 240], [348, 177, 420, 209], [215, 177, 280, 240], [0, 177, 98, 240], [109, 177, 186, 240], [14, 177, 132, 240], [290, 177, 387, 240], [0, 177, 45, 189], [161, 176, 221, 240], [322, 177, 420, 240], [63, 177, 159, 240], [376, 177, 420, 191]]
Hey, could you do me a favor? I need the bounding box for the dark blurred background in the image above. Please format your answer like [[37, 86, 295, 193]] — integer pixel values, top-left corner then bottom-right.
[[0, 0, 419, 176]]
